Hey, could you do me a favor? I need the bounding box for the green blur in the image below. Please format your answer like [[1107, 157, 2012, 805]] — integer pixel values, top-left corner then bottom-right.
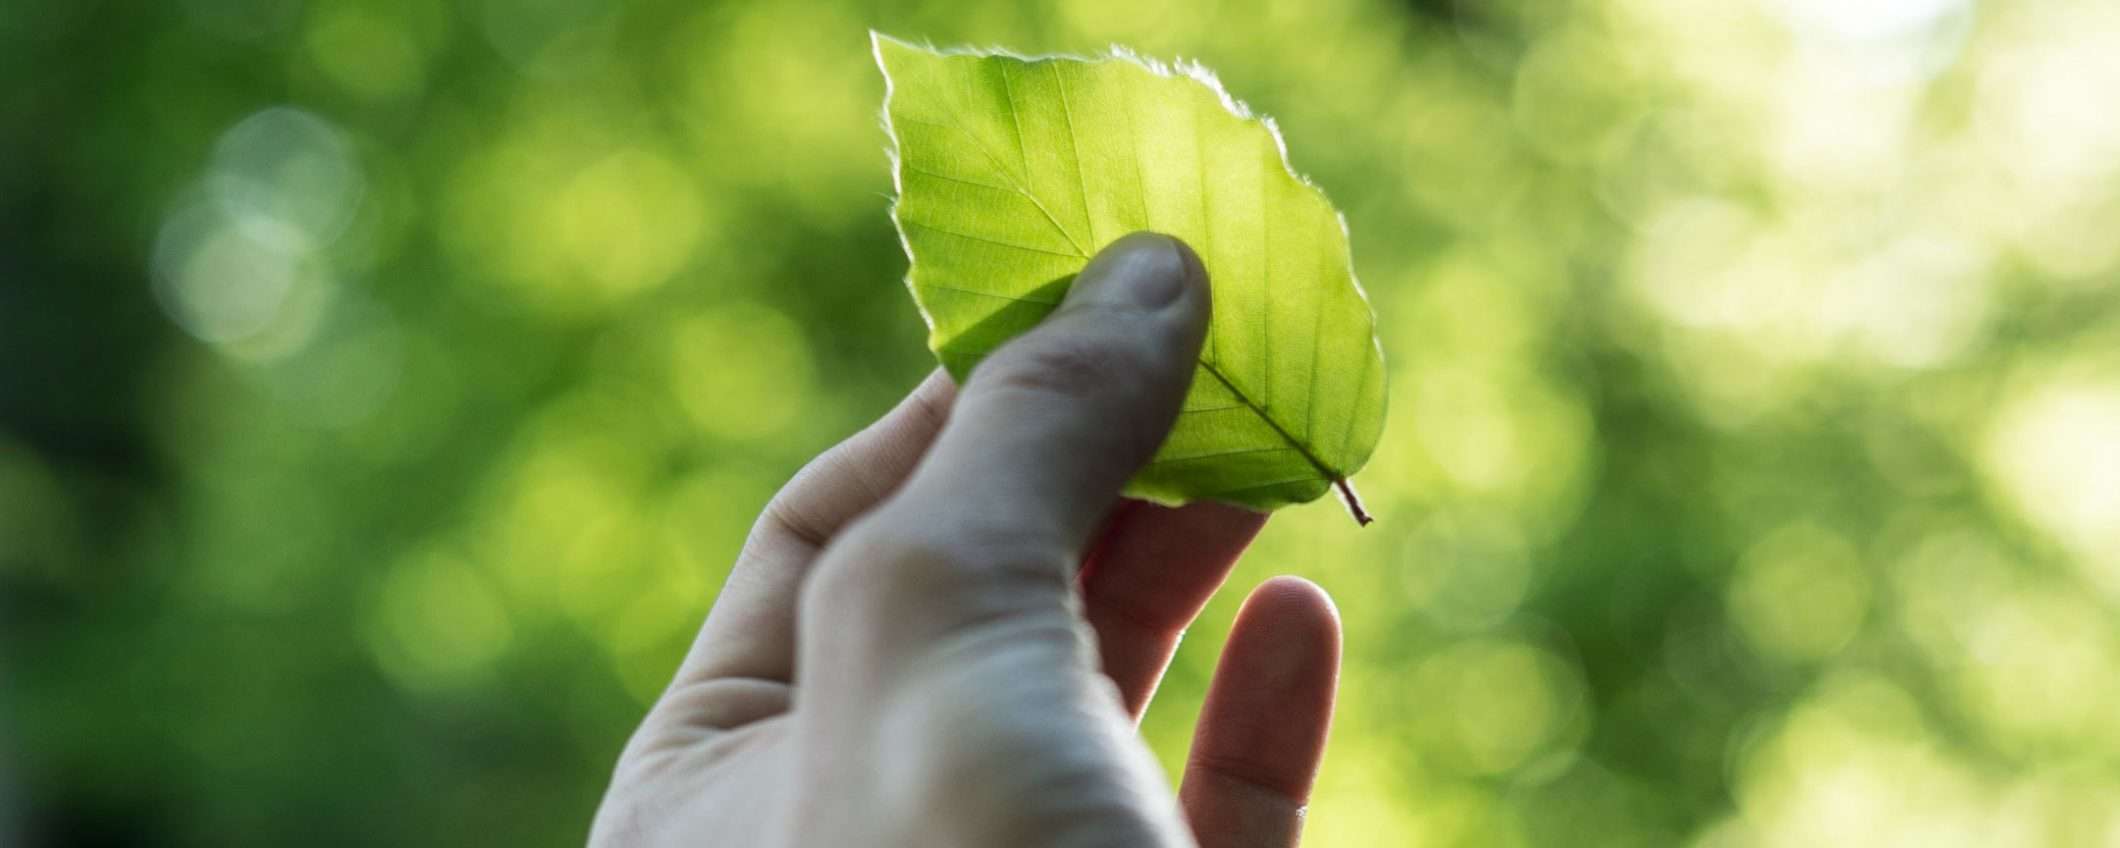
[[6, 0, 2119, 845]]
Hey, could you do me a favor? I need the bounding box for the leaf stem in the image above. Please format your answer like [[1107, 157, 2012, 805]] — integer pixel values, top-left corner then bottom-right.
[[1197, 361, 1372, 525], [1334, 478, 1373, 527]]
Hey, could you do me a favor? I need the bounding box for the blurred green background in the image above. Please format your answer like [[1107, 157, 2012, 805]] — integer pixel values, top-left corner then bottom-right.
[[7, 0, 2120, 845]]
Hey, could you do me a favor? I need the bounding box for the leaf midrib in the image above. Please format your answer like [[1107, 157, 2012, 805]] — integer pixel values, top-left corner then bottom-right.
[[889, 41, 1355, 498], [1198, 360, 1340, 486]]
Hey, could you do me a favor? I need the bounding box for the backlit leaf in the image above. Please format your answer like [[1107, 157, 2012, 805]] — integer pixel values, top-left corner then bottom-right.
[[875, 33, 1388, 521]]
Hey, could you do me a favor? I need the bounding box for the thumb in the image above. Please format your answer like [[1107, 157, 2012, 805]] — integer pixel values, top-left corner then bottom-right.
[[792, 231, 1209, 847], [809, 230, 1211, 659], [909, 230, 1212, 548]]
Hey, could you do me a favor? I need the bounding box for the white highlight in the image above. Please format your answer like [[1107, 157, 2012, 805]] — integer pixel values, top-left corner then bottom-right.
[[151, 106, 359, 355]]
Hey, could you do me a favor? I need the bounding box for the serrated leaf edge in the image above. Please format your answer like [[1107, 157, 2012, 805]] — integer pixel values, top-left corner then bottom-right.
[[873, 31, 1389, 516]]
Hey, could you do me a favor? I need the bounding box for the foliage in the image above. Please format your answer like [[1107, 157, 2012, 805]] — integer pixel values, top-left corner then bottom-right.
[[6, 0, 2120, 846]]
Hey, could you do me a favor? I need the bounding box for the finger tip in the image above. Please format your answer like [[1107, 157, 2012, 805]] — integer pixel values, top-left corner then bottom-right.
[[1189, 575, 1343, 808], [1241, 576, 1343, 660], [1249, 576, 1338, 620], [1112, 230, 1209, 302], [1158, 231, 1208, 288]]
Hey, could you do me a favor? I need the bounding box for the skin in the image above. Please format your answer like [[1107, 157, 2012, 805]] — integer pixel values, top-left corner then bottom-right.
[[590, 232, 1343, 848]]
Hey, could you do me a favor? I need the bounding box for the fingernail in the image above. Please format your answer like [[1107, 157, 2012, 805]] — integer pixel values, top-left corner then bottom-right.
[[1066, 232, 1200, 310]]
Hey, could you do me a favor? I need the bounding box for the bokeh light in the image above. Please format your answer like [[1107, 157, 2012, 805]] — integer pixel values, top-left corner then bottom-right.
[[8, 0, 2120, 845]]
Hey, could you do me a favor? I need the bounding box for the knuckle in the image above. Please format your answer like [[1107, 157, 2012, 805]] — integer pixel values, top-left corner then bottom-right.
[[650, 677, 790, 734], [904, 375, 954, 434]]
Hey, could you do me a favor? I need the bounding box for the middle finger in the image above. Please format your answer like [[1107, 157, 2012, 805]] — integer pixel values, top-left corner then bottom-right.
[[1078, 500, 1268, 719]]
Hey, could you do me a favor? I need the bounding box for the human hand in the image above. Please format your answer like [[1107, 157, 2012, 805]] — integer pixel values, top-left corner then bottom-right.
[[589, 233, 1343, 848]]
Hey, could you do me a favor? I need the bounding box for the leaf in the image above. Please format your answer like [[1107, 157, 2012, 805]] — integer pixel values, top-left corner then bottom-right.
[[874, 33, 1388, 522]]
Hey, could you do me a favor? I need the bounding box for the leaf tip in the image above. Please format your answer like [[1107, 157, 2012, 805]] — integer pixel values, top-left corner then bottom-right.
[[1334, 478, 1373, 527]]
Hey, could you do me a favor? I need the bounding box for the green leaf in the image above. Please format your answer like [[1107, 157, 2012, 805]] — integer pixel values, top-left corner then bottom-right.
[[874, 33, 1388, 521]]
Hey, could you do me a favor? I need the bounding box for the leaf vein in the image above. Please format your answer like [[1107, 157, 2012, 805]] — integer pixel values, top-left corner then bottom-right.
[[903, 219, 1088, 259], [1146, 445, 1299, 469], [1200, 360, 1342, 483], [1197, 474, 1327, 500], [901, 164, 1018, 193], [922, 283, 1061, 306], [1305, 214, 1329, 444], [1052, 62, 1096, 248], [1336, 334, 1374, 461], [999, 62, 1031, 180], [1193, 93, 1220, 372], [894, 116, 1089, 257]]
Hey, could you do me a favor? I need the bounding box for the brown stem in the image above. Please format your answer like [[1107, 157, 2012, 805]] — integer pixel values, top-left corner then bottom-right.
[[1333, 478, 1372, 526]]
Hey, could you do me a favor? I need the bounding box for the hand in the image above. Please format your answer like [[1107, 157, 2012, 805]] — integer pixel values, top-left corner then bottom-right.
[[590, 233, 1343, 848]]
